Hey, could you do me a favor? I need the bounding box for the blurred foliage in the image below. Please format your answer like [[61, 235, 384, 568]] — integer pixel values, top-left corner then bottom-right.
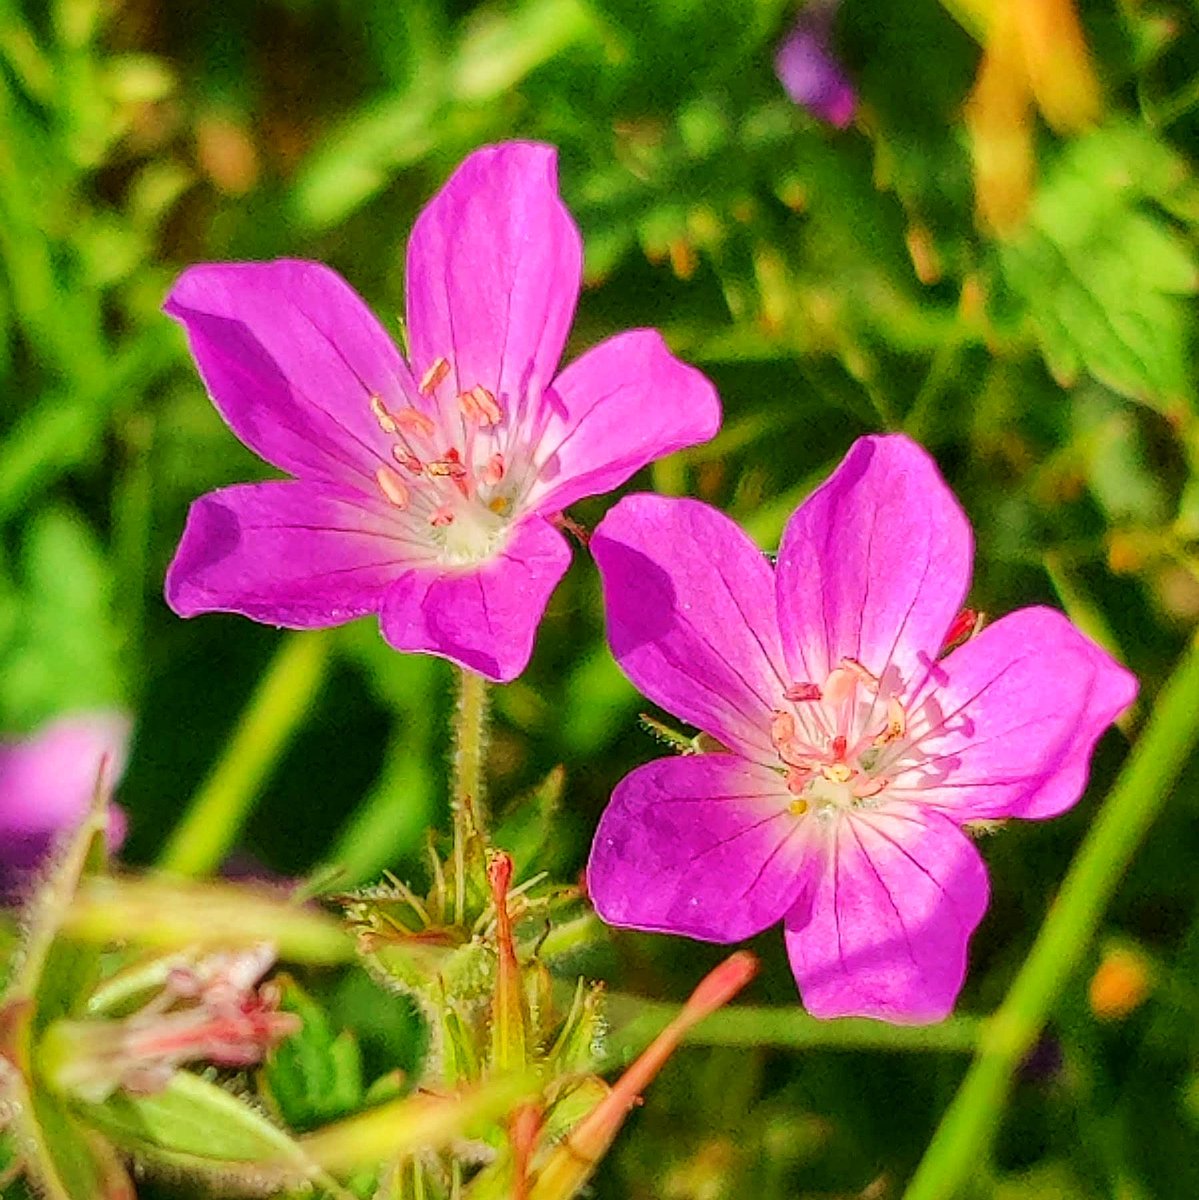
[[1, 0, 1199, 1196]]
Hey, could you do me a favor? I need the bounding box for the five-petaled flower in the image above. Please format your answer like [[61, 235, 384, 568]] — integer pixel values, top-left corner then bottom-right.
[[587, 435, 1137, 1023], [164, 142, 720, 681], [0, 711, 129, 890]]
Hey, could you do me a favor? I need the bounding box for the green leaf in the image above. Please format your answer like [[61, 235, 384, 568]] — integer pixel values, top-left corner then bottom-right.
[[261, 976, 364, 1133], [998, 121, 1199, 413], [493, 766, 566, 878], [0, 507, 125, 730]]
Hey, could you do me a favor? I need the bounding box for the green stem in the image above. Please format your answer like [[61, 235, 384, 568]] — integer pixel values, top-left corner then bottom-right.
[[451, 667, 490, 920], [606, 1000, 981, 1064], [158, 631, 332, 877], [904, 631, 1199, 1200]]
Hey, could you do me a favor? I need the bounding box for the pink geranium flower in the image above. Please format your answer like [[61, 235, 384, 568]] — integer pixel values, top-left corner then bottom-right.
[[164, 142, 720, 682], [587, 435, 1137, 1023], [0, 711, 129, 884]]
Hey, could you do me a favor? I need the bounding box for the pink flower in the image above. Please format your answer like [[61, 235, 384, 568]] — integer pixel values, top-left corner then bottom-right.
[[164, 142, 720, 682], [587, 435, 1136, 1023], [0, 711, 129, 882]]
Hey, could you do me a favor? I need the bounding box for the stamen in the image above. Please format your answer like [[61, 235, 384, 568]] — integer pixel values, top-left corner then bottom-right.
[[375, 465, 410, 509], [419, 357, 450, 396], [459, 385, 502, 426], [426, 455, 467, 480], [481, 453, 505, 486], [853, 776, 889, 799], [391, 446, 423, 474], [429, 506, 454, 527], [873, 697, 908, 747], [770, 711, 797, 748], [822, 667, 856, 707], [394, 408, 437, 438], [830, 734, 848, 761], [785, 768, 811, 797], [839, 657, 880, 690], [821, 762, 855, 784], [784, 681, 822, 702], [369, 395, 398, 434], [788, 797, 809, 815]]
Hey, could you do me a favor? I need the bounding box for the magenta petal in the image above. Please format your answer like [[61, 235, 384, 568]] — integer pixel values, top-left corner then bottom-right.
[[166, 481, 415, 627], [588, 754, 809, 942], [405, 142, 582, 430], [776, 435, 973, 688], [165, 260, 412, 487], [896, 606, 1138, 821], [526, 330, 721, 514], [592, 495, 789, 759], [0, 711, 130, 872], [784, 805, 989, 1023], [378, 516, 570, 682]]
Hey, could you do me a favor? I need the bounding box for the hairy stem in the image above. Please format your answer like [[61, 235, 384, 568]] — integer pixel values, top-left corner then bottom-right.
[[451, 666, 490, 921]]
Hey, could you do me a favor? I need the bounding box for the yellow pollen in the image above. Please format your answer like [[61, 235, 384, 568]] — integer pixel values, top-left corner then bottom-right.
[[427, 457, 466, 480], [459, 385, 502, 426], [375, 465, 410, 510], [419, 357, 450, 395], [821, 762, 854, 784], [789, 798, 809, 816], [489, 496, 511, 515], [369, 395, 398, 434]]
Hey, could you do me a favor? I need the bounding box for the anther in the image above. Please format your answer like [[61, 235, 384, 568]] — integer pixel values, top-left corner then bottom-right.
[[853, 775, 889, 799], [830, 734, 848, 761], [785, 768, 812, 797], [419, 357, 450, 396], [784, 681, 822, 703], [394, 408, 437, 438], [459, 385, 502, 426], [426, 455, 467, 480], [821, 762, 855, 784], [873, 697, 908, 747], [788, 797, 809, 815], [839, 657, 880, 690], [369, 395, 398, 434], [429, 506, 454, 527], [481, 453, 505, 486], [770, 711, 797, 748], [391, 446, 423, 474], [375, 465, 410, 509]]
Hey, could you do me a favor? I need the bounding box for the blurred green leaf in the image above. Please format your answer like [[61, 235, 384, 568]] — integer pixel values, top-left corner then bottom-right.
[[262, 976, 364, 1133]]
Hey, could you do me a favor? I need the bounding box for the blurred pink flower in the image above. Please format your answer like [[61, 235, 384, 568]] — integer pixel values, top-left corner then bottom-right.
[[587, 435, 1136, 1023], [775, 2, 856, 128], [0, 711, 129, 881], [165, 141, 720, 682]]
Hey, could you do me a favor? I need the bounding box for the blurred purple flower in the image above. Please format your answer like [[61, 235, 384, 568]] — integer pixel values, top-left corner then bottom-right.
[[0, 711, 129, 882], [775, 2, 856, 128], [587, 435, 1136, 1023], [164, 142, 720, 682]]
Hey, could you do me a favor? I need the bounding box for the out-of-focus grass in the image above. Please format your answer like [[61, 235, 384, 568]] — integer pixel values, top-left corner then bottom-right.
[[2, 0, 1199, 1196]]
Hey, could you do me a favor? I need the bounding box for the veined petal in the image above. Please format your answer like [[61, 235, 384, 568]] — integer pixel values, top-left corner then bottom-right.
[[893, 606, 1137, 821], [378, 515, 571, 683], [405, 142, 582, 434], [524, 330, 720, 514], [776, 435, 972, 689], [784, 804, 989, 1023], [592, 495, 789, 759], [166, 481, 416, 627], [165, 260, 415, 488], [588, 755, 810, 942]]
